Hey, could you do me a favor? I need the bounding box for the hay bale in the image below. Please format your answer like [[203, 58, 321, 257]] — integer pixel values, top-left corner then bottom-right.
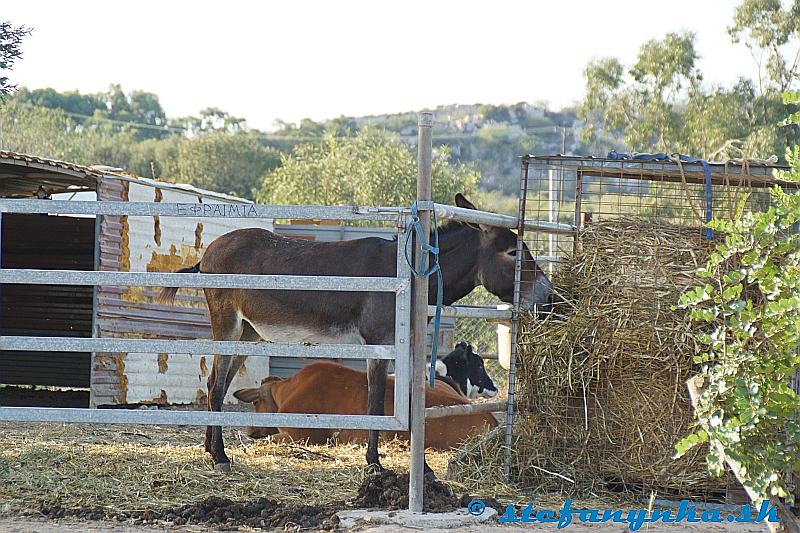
[[515, 219, 733, 498]]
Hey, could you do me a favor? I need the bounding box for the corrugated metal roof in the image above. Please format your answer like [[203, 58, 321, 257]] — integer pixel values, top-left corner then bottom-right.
[[0, 150, 253, 202], [0, 150, 100, 197]]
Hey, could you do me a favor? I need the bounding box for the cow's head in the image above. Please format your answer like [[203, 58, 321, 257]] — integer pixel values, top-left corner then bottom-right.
[[233, 377, 281, 439], [454, 194, 553, 313], [433, 341, 498, 399]]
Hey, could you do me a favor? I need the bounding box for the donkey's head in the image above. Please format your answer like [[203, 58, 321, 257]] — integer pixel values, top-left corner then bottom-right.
[[454, 193, 552, 312]]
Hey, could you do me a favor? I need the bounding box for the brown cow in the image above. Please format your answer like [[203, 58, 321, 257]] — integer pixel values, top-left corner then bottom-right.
[[233, 361, 497, 450]]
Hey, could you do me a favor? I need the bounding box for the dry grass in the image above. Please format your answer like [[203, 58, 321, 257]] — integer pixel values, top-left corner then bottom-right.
[[508, 219, 735, 499], [0, 417, 647, 520], [0, 422, 452, 516]]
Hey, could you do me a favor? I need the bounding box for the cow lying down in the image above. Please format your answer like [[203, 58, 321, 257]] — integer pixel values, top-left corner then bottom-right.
[[233, 360, 497, 451]]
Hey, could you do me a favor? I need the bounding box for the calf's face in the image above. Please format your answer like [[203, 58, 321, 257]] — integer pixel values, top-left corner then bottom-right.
[[233, 384, 279, 439], [440, 342, 498, 399]]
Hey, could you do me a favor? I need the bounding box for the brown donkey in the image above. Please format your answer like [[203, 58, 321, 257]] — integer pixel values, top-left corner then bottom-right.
[[159, 194, 552, 471]]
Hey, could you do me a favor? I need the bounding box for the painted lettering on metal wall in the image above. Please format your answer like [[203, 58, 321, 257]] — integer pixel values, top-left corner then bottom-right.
[[176, 204, 259, 217]]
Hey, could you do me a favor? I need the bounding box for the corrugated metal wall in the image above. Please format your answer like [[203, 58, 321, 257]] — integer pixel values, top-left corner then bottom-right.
[[91, 178, 274, 406], [0, 214, 94, 387]]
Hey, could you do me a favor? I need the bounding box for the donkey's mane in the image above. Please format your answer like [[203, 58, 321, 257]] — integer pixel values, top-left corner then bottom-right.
[[437, 219, 471, 235], [390, 220, 472, 243]]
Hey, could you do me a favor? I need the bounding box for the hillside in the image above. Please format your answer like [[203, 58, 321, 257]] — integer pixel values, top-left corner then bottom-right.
[[4, 86, 609, 200], [279, 102, 588, 195]]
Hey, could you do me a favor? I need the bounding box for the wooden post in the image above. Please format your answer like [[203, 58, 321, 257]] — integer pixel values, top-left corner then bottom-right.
[[409, 112, 433, 512], [686, 376, 800, 533]]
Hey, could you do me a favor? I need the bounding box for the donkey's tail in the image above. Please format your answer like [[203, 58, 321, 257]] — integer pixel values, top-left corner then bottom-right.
[[158, 263, 201, 305]]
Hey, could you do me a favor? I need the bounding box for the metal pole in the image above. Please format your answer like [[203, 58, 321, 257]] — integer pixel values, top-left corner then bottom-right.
[[0, 212, 3, 364], [409, 111, 433, 512], [89, 210, 101, 408], [503, 158, 530, 480], [548, 169, 556, 275], [393, 222, 412, 429]]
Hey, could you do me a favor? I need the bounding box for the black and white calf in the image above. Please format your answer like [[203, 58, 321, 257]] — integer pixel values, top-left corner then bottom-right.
[[428, 341, 498, 399]]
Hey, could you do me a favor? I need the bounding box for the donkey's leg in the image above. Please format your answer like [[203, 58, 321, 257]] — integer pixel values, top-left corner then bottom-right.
[[366, 358, 389, 470], [204, 308, 244, 471], [223, 323, 259, 390]]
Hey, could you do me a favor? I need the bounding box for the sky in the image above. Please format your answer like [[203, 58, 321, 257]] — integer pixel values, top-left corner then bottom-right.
[[5, 0, 761, 132]]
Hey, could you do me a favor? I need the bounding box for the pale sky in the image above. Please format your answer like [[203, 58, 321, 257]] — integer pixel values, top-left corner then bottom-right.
[[5, 0, 759, 131]]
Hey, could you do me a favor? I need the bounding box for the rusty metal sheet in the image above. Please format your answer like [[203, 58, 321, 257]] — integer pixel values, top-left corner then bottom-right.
[[93, 179, 274, 406]]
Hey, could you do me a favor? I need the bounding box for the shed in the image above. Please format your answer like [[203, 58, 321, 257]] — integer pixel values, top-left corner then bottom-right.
[[0, 151, 273, 406]]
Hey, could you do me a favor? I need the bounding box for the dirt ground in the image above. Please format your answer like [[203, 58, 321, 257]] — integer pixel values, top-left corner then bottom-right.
[[0, 415, 774, 533], [0, 516, 769, 532]]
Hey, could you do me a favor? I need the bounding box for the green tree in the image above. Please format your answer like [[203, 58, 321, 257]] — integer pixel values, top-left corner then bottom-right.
[[470, 123, 539, 195], [13, 87, 106, 117], [272, 117, 330, 139], [0, 21, 30, 98], [579, 29, 796, 160], [172, 107, 247, 135], [729, 0, 800, 151], [0, 99, 157, 173], [0, 100, 79, 158], [81, 84, 170, 140], [257, 128, 479, 206], [166, 132, 281, 198], [579, 32, 699, 154], [478, 104, 512, 123], [729, 0, 800, 94]]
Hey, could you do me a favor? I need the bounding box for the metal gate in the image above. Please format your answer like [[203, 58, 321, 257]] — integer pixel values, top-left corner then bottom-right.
[[0, 200, 413, 432]]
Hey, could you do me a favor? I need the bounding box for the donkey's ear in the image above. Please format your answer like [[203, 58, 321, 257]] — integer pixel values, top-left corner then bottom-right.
[[455, 194, 497, 234], [455, 193, 477, 210], [233, 387, 260, 404]]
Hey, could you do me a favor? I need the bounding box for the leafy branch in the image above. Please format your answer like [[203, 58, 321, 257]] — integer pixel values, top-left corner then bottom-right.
[[675, 181, 800, 501]]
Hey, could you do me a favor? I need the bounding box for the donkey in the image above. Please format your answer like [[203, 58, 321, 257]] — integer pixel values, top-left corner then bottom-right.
[[159, 194, 552, 472]]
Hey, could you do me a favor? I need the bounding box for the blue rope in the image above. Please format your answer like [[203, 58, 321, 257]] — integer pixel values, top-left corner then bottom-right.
[[606, 151, 713, 240], [404, 201, 443, 388]]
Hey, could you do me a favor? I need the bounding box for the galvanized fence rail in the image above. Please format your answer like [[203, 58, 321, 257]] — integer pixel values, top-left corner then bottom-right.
[[0, 199, 413, 431]]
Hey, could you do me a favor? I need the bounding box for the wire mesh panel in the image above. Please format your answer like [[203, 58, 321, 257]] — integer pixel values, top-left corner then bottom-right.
[[454, 288, 500, 355], [510, 155, 795, 503]]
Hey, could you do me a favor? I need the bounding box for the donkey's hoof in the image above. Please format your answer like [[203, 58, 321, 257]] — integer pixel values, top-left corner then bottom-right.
[[214, 462, 232, 473], [365, 462, 385, 476]]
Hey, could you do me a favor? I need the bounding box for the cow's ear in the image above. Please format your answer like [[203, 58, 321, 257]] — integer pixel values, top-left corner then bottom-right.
[[233, 387, 260, 404]]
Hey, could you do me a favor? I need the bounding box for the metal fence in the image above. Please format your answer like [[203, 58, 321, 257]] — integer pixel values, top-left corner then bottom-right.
[[0, 140, 578, 512], [0, 199, 413, 431]]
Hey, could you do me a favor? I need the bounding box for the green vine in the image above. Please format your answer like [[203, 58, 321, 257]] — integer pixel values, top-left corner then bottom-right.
[[675, 176, 800, 500], [676, 94, 800, 501]]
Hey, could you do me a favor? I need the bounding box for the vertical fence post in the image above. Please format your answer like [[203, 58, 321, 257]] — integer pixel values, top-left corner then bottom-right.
[[89, 212, 101, 408], [503, 157, 530, 481], [0, 212, 3, 351], [548, 168, 556, 275], [394, 221, 412, 429], [409, 112, 433, 512]]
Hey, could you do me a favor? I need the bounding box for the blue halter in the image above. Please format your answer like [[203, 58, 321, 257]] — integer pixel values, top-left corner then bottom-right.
[[404, 201, 443, 387]]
